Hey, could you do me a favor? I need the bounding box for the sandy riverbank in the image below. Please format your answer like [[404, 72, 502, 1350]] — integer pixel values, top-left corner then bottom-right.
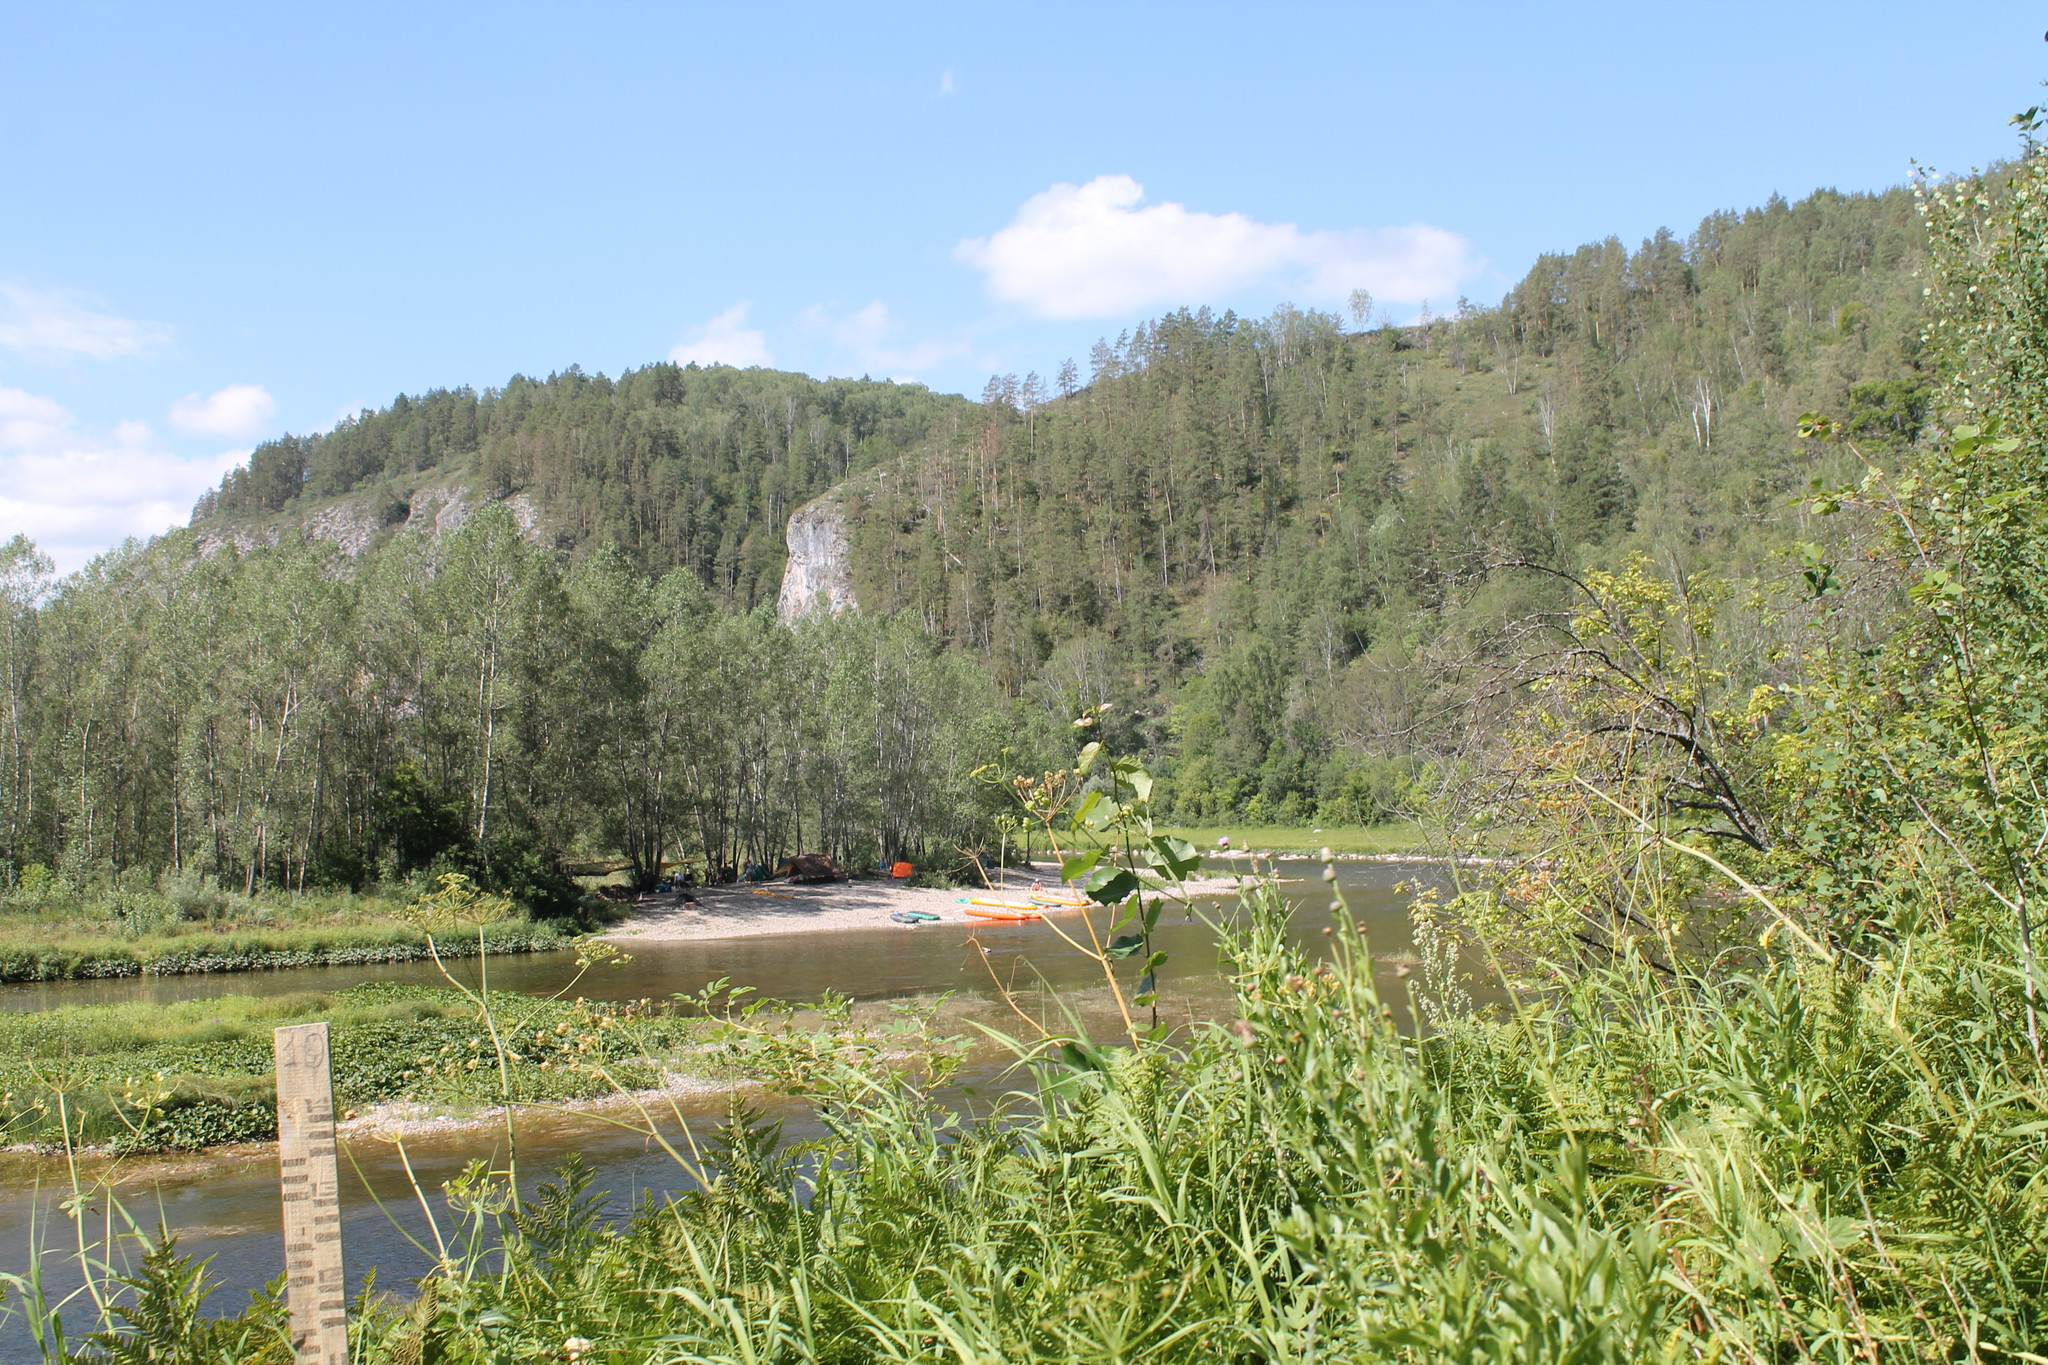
[[601, 868, 1249, 944], [336, 1068, 748, 1142]]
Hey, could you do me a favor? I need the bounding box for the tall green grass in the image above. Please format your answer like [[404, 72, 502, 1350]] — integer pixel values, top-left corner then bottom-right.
[[22, 864, 2042, 1362]]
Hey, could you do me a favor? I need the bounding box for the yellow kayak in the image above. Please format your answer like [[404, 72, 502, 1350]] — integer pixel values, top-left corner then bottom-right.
[[963, 902, 1042, 920]]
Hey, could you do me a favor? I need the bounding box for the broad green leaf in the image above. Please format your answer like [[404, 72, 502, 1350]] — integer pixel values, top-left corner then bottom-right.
[[1112, 757, 1153, 802], [1146, 834, 1200, 880], [1085, 867, 1139, 905], [1060, 850, 1102, 883]]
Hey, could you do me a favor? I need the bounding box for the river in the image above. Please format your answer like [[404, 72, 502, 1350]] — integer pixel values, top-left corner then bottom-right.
[[0, 861, 1433, 1358]]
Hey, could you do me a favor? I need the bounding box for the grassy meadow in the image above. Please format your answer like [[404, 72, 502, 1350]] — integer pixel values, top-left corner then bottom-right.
[[0, 868, 571, 983]]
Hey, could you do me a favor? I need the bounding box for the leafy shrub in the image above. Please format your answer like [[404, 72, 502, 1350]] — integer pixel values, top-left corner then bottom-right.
[[477, 834, 591, 924], [114, 1080, 280, 1153], [58, 1236, 291, 1363], [372, 761, 468, 875]]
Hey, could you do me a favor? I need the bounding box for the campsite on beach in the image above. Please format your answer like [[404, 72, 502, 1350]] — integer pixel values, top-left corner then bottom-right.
[[603, 858, 1245, 942]]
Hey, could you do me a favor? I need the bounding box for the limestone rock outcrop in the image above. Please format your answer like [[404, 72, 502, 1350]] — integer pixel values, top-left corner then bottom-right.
[[777, 494, 858, 620]]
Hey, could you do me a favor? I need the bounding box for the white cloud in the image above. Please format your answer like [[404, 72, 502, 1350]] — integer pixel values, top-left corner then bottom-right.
[[797, 302, 979, 383], [0, 281, 170, 360], [0, 387, 244, 574], [956, 175, 1479, 319], [938, 68, 957, 96], [0, 388, 74, 452], [168, 383, 278, 438], [669, 302, 773, 368]]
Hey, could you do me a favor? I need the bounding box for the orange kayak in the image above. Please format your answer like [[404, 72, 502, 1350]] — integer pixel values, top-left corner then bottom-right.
[[963, 903, 1042, 921]]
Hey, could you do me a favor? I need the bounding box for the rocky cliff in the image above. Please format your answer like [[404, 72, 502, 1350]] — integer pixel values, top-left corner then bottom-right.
[[777, 493, 858, 620], [193, 480, 549, 559]]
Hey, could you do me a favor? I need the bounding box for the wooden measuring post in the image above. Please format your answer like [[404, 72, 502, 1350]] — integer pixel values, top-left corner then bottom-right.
[[274, 1022, 349, 1364]]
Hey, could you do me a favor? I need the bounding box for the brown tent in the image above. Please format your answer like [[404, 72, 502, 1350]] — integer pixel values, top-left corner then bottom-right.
[[776, 853, 844, 883]]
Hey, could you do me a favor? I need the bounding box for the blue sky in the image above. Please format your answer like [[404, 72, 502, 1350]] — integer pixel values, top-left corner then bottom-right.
[[2, 1, 2040, 570]]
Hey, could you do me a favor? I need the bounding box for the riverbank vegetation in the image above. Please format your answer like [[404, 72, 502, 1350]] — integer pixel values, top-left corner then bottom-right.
[[310, 870, 2035, 1362], [0, 981, 675, 1152], [0, 968, 958, 1156], [0, 526, 1026, 909], [0, 870, 566, 983]]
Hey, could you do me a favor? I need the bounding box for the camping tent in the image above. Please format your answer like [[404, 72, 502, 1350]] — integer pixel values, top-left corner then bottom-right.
[[776, 853, 844, 883]]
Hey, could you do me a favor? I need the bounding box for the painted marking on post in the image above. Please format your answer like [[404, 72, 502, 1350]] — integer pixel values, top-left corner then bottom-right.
[[275, 1022, 348, 1365]]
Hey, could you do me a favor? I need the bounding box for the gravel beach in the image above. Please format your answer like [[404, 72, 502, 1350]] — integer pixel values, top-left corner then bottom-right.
[[601, 868, 1249, 943]]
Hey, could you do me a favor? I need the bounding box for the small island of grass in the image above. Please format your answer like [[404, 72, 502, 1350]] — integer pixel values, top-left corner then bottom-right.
[[1154, 821, 1428, 857]]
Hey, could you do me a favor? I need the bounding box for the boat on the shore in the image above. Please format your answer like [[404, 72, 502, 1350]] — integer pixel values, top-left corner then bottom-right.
[[1029, 894, 1088, 909], [888, 910, 937, 925], [962, 902, 1042, 921]]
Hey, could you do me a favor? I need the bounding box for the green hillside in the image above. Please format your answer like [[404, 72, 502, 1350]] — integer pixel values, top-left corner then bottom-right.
[[836, 184, 1928, 820], [855, 186, 1926, 652], [195, 365, 978, 607]]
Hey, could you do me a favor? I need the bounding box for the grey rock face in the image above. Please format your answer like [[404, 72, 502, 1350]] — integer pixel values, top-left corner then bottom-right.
[[778, 495, 858, 620], [194, 485, 550, 560]]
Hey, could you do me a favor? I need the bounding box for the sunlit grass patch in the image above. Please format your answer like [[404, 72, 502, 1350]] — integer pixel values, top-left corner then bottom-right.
[[1154, 821, 1427, 857], [0, 982, 720, 1152]]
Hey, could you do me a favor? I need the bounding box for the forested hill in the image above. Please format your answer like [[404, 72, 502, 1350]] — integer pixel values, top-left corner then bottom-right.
[[811, 183, 1930, 819], [193, 182, 1925, 646], [193, 366, 977, 608], [843, 184, 1926, 684], [174, 178, 1933, 831]]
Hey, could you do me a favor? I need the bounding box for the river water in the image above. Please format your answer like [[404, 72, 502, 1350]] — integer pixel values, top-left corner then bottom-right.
[[0, 861, 1433, 1358]]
